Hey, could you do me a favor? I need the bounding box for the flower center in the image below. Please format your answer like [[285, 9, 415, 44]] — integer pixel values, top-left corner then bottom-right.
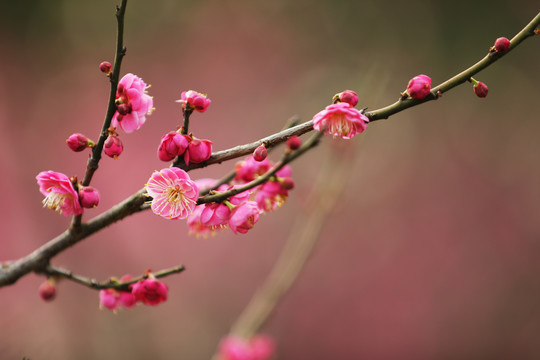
[[329, 114, 353, 137], [42, 191, 67, 214], [164, 186, 196, 213]]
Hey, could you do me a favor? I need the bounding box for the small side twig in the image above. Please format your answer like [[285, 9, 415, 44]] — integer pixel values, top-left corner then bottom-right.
[[41, 264, 185, 291]]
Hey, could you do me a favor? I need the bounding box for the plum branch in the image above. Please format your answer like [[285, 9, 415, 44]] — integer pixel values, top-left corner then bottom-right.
[[0, 10, 538, 290]]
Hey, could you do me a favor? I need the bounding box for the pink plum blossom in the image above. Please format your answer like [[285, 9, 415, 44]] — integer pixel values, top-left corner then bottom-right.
[[312, 102, 369, 139], [178, 90, 211, 112], [218, 335, 275, 360], [131, 277, 168, 306], [157, 131, 190, 162], [79, 186, 100, 208], [184, 137, 212, 165], [99, 275, 137, 311], [229, 201, 260, 234], [145, 168, 199, 220], [200, 202, 231, 228], [187, 205, 221, 238], [234, 156, 271, 183], [111, 73, 153, 133], [405, 74, 431, 100], [255, 166, 293, 212], [36, 171, 83, 216]]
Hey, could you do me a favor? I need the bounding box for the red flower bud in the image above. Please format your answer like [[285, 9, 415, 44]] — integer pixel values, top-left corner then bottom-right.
[[104, 135, 123, 159], [39, 280, 56, 301], [253, 144, 267, 162], [333, 90, 359, 107], [473, 81, 488, 98], [99, 61, 112, 74], [66, 133, 90, 152], [493, 37, 510, 53], [286, 136, 302, 150], [79, 186, 100, 208]]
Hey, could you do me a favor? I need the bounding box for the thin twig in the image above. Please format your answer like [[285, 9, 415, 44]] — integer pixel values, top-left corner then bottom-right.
[[41, 264, 185, 290]]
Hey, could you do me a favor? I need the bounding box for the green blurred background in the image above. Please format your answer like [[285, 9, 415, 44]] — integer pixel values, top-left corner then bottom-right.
[[1, 1, 539, 359]]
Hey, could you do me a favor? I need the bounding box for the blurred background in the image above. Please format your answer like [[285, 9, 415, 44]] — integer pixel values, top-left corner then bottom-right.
[[1, 0, 539, 359]]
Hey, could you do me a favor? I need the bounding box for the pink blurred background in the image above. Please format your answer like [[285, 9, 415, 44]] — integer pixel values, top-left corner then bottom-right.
[[1, 1, 540, 359]]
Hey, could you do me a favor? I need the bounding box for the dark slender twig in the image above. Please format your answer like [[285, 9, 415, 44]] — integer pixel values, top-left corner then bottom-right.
[[1, 12, 538, 288], [72, 0, 129, 229], [41, 264, 185, 290]]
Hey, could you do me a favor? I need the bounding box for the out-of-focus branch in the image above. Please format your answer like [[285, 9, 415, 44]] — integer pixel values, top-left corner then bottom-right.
[[211, 142, 352, 351], [41, 264, 185, 290]]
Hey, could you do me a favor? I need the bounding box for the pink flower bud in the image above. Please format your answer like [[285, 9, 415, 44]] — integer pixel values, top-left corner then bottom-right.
[[473, 81, 488, 98], [66, 133, 90, 152], [334, 90, 359, 107], [253, 144, 267, 162], [158, 131, 190, 162], [179, 90, 211, 112], [218, 334, 275, 360], [286, 136, 302, 150], [99, 61, 112, 74], [79, 186, 100, 208], [493, 37, 510, 53], [39, 280, 56, 301], [131, 277, 168, 306], [184, 137, 213, 165], [406, 74, 431, 100], [104, 135, 123, 159]]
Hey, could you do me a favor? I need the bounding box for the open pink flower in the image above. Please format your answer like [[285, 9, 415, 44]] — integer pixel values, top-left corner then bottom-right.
[[312, 102, 368, 139], [36, 171, 83, 216], [179, 90, 211, 112], [234, 156, 271, 183], [131, 277, 168, 306], [187, 204, 224, 238], [146, 168, 199, 220], [218, 334, 275, 360], [229, 201, 260, 234], [111, 73, 154, 133], [406, 74, 431, 100]]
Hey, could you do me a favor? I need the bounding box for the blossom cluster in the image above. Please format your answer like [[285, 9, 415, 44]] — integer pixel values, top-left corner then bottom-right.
[[99, 275, 168, 312]]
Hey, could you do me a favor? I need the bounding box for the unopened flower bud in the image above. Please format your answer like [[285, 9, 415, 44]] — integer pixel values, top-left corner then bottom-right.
[[473, 81, 488, 98], [493, 37, 510, 53], [66, 133, 92, 152], [333, 90, 359, 107], [79, 186, 100, 208], [286, 136, 302, 150], [39, 279, 56, 301], [99, 61, 112, 74], [253, 144, 267, 162], [158, 131, 190, 162], [184, 137, 212, 165], [104, 135, 123, 159], [405, 74, 431, 100]]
